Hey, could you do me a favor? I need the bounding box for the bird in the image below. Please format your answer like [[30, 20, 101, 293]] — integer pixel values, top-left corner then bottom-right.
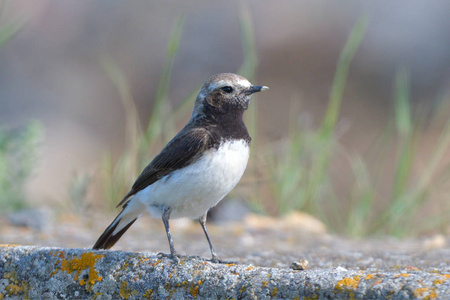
[[92, 73, 268, 262]]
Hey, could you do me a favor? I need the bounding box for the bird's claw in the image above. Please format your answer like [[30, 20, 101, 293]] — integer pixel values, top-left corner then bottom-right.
[[157, 252, 180, 263], [207, 256, 238, 264]]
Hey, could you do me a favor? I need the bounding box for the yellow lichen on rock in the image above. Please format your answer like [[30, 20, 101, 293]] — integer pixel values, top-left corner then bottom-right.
[[119, 281, 138, 299], [304, 295, 319, 300], [190, 285, 199, 298], [425, 290, 438, 300], [151, 259, 162, 268], [3, 271, 29, 297], [53, 251, 104, 288], [143, 289, 153, 299], [5, 283, 21, 295], [335, 276, 361, 292], [190, 280, 204, 298], [91, 292, 103, 299], [393, 273, 410, 278], [414, 287, 438, 299]]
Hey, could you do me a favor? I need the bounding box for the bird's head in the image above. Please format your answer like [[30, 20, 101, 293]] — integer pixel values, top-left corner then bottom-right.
[[192, 73, 268, 118]]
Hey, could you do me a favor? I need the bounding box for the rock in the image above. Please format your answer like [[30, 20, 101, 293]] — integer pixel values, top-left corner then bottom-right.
[[1, 245, 449, 299], [290, 259, 309, 270], [422, 234, 447, 250], [280, 211, 327, 234], [244, 213, 278, 229], [244, 211, 327, 234], [208, 198, 251, 223], [7, 207, 53, 231]]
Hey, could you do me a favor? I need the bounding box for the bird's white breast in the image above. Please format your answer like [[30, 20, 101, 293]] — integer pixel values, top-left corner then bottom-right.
[[134, 139, 250, 219]]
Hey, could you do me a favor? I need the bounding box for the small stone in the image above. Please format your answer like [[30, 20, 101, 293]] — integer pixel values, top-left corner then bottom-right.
[[281, 211, 327, 234], [335, 266, 348, 272], [244, 214, 278, 229], [7, 208, 53, 231], [422, 234, 446, 250], [290, 259, 309, 270], [208, 198, 251, 223]]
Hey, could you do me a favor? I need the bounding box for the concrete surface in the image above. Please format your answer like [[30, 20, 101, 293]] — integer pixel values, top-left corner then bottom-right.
[[1, 245, 449, 299]]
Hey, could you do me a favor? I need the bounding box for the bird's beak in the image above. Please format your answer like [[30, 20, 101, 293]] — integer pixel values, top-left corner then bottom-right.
[[245, 85, 269, 95]]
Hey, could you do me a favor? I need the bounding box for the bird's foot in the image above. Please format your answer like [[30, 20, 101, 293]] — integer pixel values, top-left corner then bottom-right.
[[157, 252, 180, 263], [207, 256, 238, 264]]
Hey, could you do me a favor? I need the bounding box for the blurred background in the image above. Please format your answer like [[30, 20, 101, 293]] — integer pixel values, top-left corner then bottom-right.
[[1, 0, 450, 239]]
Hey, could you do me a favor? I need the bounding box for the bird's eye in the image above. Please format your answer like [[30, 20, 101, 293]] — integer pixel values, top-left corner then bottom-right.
[[221, 86, 233, 93]]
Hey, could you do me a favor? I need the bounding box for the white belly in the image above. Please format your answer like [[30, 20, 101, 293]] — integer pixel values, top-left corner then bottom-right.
[[134, 139, 250, 219]]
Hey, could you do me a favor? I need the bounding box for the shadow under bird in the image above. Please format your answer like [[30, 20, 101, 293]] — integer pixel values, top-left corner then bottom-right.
[[93, 73, 268, 262]]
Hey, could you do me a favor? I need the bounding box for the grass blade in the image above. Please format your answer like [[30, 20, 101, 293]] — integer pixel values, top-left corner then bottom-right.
[[0, 19, 25, 47], [320, 15, 368, 139]]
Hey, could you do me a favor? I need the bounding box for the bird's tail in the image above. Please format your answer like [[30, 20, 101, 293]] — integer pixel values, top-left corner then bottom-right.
[[92, 201, 142, 250]]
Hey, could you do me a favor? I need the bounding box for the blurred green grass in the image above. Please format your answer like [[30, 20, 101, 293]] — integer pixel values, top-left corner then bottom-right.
[[0, 4, 25, 48], [0, 6, 42, 213], [1, 5, 448, 238], [98, 16, 188, 210], [0, 121, 43, 212], [91, 13, 450, 237]]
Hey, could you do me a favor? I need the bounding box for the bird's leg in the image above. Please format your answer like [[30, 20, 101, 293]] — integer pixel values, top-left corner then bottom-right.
[[158, 207, 180, 262], [199, 212, 219, 262]]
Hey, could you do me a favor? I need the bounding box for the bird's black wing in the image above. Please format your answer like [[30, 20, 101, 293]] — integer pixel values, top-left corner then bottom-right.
[[116, 126, 214, 208]]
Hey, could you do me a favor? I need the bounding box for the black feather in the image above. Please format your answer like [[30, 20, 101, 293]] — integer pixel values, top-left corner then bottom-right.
[[93, 213, 137, 249]]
